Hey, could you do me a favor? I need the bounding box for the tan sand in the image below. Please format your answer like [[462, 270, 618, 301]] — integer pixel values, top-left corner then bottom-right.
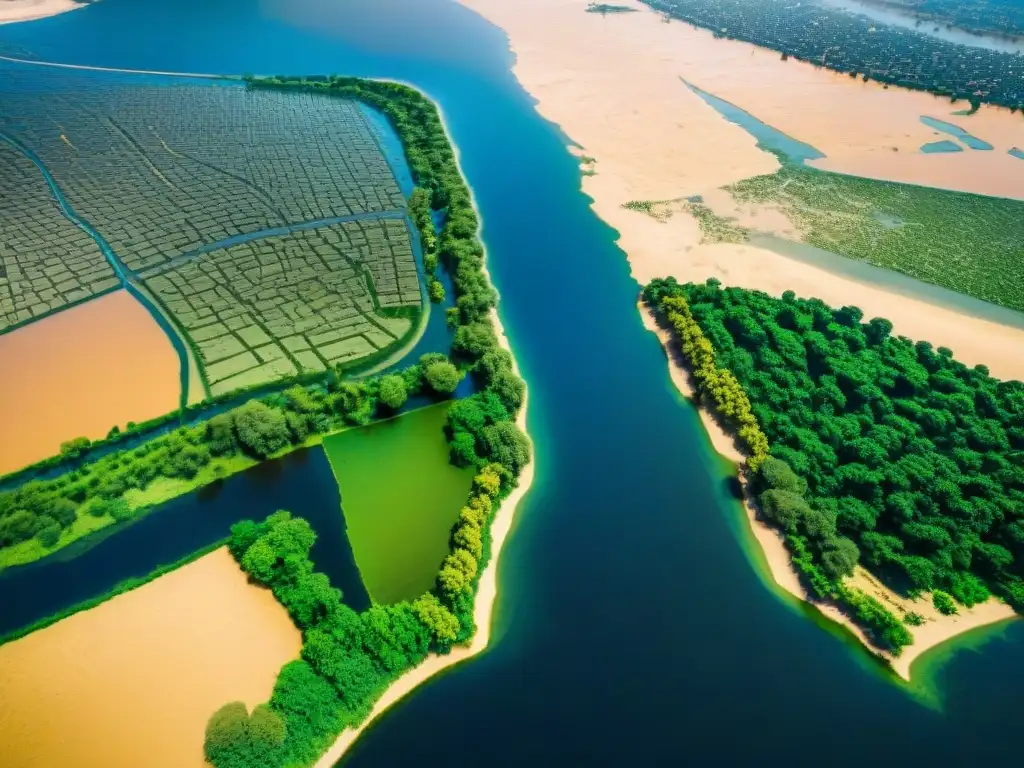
[[311, 118, 534, 765], [0, 548, 301, 768], [0, 0, 86, 24], [640, 301, 1017, 679], [0, 290, 180, 475]]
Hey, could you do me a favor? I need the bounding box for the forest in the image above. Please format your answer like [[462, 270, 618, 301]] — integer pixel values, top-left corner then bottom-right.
[[641, 0, 1024, 110], [644, 277, 1024, 653]]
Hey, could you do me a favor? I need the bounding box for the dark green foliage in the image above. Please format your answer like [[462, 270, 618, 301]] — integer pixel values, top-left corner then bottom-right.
[[481, 421, 532, 475], [233, 401, 292, 458], [204, 701, 286, 768], [904, 611, 924, 626], [840, 586, 914, 654], [649, 278, 1023, 615], [36, 522, 61, 547], [424, 360, 462, 395]]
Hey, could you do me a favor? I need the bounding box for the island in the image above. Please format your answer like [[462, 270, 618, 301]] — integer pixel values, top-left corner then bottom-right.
[[0, 72, 532, 768]]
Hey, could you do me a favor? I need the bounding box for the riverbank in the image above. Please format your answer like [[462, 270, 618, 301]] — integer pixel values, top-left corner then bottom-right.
[[313, 309, 533, 766], [456, 0, 1024, 382], [640, 301, 1016, 681], [0, 0, 86, 24]]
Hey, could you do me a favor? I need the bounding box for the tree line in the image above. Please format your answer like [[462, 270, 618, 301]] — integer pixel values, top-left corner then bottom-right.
[[645, 278, 1024, 653]]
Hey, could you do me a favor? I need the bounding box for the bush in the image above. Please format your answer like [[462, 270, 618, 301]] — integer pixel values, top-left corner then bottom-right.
[[233, 401, 292, 458], [932, 590, 959, 616], [204, 701, 286, 768], [424, 361, 461, 395], [36, 523, 61, 547], [904, 611, 924, 626], [377, 374, 408, 410]]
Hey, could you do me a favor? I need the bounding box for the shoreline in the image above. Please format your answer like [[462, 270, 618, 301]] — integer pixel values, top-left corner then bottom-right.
[[310, 103, 535, 765], [313, 311, 533, 767], [0, 0, 87, 24], [640, 300, 1016, 681]]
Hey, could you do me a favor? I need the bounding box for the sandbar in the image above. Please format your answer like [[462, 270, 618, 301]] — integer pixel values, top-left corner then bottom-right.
[[0, 0, 87, 24], [0, 547, 301, 768]]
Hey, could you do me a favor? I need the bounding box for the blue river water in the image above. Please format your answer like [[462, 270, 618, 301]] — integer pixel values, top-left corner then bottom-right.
[[921, 139, 964, 153], [2, 1, 1023, 765], [920, 115, 995, 150]]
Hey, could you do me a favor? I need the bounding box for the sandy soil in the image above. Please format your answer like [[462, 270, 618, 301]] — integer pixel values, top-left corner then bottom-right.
[[0, 548, 301, 768], [0, 290, 180, 475], [0, 0, 86, 24], [640, 301, 1017, 679], [455, 0, 1024, 381]]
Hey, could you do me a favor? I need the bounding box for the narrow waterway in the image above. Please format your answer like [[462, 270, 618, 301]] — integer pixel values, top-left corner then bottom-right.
[[1, 1, 1023, 765]]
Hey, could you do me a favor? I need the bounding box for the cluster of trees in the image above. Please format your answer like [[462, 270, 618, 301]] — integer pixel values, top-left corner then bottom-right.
[[644, 287, 769, 469], [641, 0, 1024, 110], [211, 463, 506, 767], [649, 278, 1024, 630], [0, 353, 465, 559]]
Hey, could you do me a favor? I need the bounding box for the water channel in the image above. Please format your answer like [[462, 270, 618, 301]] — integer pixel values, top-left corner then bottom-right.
[[1, 1, 1023, 765]]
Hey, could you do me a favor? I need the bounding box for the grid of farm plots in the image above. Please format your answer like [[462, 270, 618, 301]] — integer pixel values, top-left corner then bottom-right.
[[0, 67, 405, 275], [142, 218, 422, 395], [0, 142, 117, 333]]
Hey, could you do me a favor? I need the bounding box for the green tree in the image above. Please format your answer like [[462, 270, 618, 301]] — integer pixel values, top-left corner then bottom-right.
[[233, 401, 291, 458], [424, 361, 461, 395], [481, 421, 531, 474], [378, 374, 408, 410], [413, 593, 460, 644]]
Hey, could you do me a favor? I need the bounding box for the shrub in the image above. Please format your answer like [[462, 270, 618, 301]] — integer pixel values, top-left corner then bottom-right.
[[36, 522, 61, 547], [932, 590, 959, 616], [377, 374, 408, 410], [233, 401, 291, 458], [204, 701, 286, 768], [424, 361, 461, 395]]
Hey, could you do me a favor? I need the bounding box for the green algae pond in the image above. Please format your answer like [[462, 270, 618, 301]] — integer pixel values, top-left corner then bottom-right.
[[323, 403, 473, 605]]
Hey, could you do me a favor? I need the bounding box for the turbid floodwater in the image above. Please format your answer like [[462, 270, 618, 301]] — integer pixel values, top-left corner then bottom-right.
[[0, 547, 300, 768], [0, 289, 179, 474], [1, 1, 1023, 767]]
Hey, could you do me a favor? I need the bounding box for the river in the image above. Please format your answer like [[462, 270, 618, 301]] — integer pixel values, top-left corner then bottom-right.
[[1, 0, 1023, 765]]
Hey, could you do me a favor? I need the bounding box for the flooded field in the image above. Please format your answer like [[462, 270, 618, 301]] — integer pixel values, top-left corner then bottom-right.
[[0, 290, 178, 474], [0, 547, 300, 768]]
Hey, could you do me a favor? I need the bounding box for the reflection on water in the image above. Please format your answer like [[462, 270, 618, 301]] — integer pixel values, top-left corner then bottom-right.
[[820, 0, 1024, 54]]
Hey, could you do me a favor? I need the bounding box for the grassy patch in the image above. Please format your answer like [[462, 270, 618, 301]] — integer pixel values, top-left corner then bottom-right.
[[727, 166, 1024, 312]]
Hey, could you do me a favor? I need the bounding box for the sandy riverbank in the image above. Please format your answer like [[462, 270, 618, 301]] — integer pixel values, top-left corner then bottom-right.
[[0, 0, 87, 24], [455, 0, 1024, 386], [640, 301, 1016, 680], [311, 109, 534, 763], [0, 547, 299, 767]]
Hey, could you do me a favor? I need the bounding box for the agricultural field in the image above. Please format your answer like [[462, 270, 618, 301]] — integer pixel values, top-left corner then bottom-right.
[[143, 218, 421, 395], [0, 63, 424, 397], [323, 403, 475, 605], [720, 166, 1024, 313], [642, 0, 1024, 108], [0, 142, 116, 333]]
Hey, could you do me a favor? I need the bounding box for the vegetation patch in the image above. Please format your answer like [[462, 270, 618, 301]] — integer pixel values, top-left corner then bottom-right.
[[727, 166, 1024, 312], [645, 277, 1024, 656], [323, 403, 474, 605]]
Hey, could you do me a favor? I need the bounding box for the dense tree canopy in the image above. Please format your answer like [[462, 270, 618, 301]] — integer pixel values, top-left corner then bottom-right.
[[646, 278, 1024, 613]]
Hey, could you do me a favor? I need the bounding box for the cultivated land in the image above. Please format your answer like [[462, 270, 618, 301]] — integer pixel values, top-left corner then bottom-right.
[[0, 547, 300, 768], [0, 63, 423, 398], [0, 141, 115, 333]]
